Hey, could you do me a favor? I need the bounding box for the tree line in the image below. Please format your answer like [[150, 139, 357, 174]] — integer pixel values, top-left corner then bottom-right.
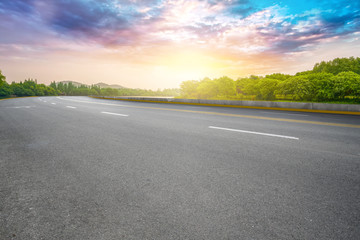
[[2, 56, 360, 102], [0, 73, 57, 98], [49, 81, 180, 97], [180, 57, 360, 102], [0, 71, 179, 98]]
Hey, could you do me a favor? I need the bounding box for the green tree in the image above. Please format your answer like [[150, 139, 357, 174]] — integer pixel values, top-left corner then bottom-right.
[[277, 75, 315, 101], [265, 73, 291, 81], [90, 85, 101, 95], [0, 70, 12, 97], [214, 76, 236, 97], [57, 82, 65, 94], [196, 78, 217, 99], [313, 57, 360, 75], [180, 80, 200, 98], [0, 70, 5, 83], [332, 71, 360, 99], [101, 88, 119, 96], [307, 72, 334, 101], [255, 78, 280, 100], [35, 84, 46, 96], [295, 70, 314, 76], [44, 85, 58, 96], [237, 76, 261, 96], [50, 81, 57, 90]]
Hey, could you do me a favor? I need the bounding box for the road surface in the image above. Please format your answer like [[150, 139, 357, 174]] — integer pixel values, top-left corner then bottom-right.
[[1, 96, 360, 239]]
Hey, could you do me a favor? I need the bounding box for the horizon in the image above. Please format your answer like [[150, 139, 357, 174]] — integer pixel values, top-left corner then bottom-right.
[[1, 0, 360, 90]]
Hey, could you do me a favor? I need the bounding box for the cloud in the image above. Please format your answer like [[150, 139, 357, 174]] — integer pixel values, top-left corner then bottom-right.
[[321, 11, 360, 35], [42, 0, 143, 46], [0, 0, 147, 45], [253, 7, 360, 53], [0, 0, 35, 14], [0, 0, 359, 57]]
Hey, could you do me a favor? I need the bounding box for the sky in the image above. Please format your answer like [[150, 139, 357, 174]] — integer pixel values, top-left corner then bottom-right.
[[0, 0, 359, 89]]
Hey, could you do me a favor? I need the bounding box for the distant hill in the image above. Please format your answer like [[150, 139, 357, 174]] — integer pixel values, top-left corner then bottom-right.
[[57, 81, 125, 89], [93, 82, 125, 89], [58, 81, 87, 87]]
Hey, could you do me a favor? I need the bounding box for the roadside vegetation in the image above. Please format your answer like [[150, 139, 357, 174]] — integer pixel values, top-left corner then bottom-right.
[[49, 81, 179, 97], [0, 72, 57, 98], [1, 57, 360, 103], [180, 57, 360, 103], [0, 70, 179, 98]]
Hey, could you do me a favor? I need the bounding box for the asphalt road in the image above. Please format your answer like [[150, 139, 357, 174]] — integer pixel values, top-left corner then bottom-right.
[[1, 96, 359, 240]]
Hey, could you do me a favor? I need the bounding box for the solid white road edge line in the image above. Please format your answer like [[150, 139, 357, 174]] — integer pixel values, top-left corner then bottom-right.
[[209, 126, 299, 140], [101, 111, 128, 117], [66, 106, 77, 109], [259, 111, 309, 117]]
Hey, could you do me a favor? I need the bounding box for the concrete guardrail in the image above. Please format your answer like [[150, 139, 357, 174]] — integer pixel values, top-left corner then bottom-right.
[[90, 96, 360, 115]]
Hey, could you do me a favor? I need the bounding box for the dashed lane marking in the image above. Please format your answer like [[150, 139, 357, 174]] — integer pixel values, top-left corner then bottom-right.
[[101, 111, 128, 117], [209, 126, 299, 140], [66, 106, 77, 109]]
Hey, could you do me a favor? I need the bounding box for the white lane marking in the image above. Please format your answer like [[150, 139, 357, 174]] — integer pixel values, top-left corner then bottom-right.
[[51, 103, 56, 105], [259, 111, 309, 117], [57, 97, 126, 106], [209, 126, 299, 140], [66, 106, 77, 109], [7, 106, 32, 109], [101, 111, 128, 117], [43, 101, 47, 102]]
